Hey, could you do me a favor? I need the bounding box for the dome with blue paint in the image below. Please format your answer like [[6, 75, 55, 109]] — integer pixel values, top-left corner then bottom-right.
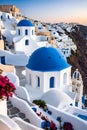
[[17, 19, 34, 27], [26, 47, 70, 71]]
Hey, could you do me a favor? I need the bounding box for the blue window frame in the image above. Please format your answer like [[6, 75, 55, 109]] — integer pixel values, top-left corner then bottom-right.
[[25, 29, 28, 35], [37, 77, 40, 87], [1, 56, 5, 64], [1, 16, 3, 20], [8, 15, 10, 19], [18, 29, 20, 35], [75, 102, 78, 107], [50, 77, 54, 88], [25, 40, 29, 45]]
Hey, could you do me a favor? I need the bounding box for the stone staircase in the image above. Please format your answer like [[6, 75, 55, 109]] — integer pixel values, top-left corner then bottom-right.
[[7, 100, 30, 123]]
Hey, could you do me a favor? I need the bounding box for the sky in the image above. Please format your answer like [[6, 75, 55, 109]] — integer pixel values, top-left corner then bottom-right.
[[0, 0, 87, 25]]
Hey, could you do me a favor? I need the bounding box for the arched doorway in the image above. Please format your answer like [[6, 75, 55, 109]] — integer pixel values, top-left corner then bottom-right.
[[50, 77, 54, 88]]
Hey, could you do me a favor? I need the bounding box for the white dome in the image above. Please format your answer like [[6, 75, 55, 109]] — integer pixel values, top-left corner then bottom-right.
[[41, 89, 73, 108]]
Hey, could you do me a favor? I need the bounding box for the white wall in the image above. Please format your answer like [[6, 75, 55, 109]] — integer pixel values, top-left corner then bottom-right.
[[0, 115, 22, 130], [15, 86, 31, 102], [47, 104, 87, 130], [0, 99, 7, 116], [3, 72, 19, 87], [0, 12, 12, 21], [26, 67, 71, 93], [14, 36, 39, 56], [16, 26, 35, 37], [10, 95, 44, 127], [0, 49, 28, 66], [13, 117, 43, 130]]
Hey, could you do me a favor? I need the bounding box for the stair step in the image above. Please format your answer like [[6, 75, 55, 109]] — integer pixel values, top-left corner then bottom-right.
[[18, 112, 25, 119], [7, 100, 12, 105], [9, 114, 18, 118], [10, 107, 20, 115], [7, 104, 13, 109], [7, 100, 30, 124], [7, 109, 11, 115], [24, 118, 30, 123]]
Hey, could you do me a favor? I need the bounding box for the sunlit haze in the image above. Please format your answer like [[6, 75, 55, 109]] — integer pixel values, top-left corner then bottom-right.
[[0, 0, 87, 25]]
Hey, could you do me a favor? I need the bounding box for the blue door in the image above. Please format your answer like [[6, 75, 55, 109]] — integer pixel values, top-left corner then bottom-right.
[[1, 56, 5, 64], [50, 77, 54, 88]]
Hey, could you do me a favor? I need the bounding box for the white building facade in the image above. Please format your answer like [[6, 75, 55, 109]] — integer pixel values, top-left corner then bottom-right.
[[13, 19, 49, 56], [26, 47, 71, 93]]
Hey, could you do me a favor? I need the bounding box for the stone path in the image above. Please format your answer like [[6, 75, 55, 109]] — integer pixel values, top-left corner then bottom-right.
[[7, 100, 30, 123]]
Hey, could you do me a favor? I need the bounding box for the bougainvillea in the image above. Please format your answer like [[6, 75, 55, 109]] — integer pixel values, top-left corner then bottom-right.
[[0, 75, 16, 100], [63, 122, 74, 130]]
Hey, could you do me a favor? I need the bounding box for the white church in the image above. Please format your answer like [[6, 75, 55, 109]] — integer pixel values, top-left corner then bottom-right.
[[13, 19, 49, 56]]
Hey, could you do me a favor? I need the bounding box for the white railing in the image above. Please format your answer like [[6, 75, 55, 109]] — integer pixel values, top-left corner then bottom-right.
[[47, 104, 87, 130]]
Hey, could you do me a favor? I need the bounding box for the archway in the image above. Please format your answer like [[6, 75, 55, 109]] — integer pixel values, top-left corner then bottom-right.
[[50, 77, 55, 88]]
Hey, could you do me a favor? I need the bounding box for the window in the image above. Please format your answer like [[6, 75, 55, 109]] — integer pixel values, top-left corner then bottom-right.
[[18, 29, 20, 35], [1, 16, 3, 20], [1, 56, 5, 64], [74, 72, 79, 79], [8, 15, 10, 19], [32, 30, 34, 35], [63, 73, 67, 84], [50, 77, 54, 88], [10, 8, 13, 11], [25, 40, 29, 45], [25, 29, 28, 35], [37, 77, 40, 87]]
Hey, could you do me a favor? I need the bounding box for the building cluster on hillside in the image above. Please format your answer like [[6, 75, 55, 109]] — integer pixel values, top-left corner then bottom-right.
[[0, 5, 87, 130]]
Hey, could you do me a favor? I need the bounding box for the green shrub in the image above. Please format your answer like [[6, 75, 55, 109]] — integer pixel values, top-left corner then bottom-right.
[[33, 99, 46, 109]]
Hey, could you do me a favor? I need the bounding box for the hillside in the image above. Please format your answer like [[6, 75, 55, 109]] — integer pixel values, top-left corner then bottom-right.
[[64, 25, 87, 93]]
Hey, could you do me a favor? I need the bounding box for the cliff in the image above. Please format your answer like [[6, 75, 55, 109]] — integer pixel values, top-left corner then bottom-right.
[[65, 25, 87, 93]]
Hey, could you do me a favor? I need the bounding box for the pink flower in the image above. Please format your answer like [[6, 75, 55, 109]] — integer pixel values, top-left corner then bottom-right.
[[0, 75, 16, 100]]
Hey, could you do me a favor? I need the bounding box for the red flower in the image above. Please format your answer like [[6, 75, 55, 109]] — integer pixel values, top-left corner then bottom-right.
[[63, 122, 74, 130], [0, 75, 16, 100]]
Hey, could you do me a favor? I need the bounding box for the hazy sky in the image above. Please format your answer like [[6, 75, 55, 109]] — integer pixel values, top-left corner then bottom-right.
[[0, 0, 87, 24]]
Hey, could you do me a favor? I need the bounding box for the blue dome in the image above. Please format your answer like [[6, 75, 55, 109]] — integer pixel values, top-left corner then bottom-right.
[[17, 19, 34, 27], [26, 47, 70, 72]]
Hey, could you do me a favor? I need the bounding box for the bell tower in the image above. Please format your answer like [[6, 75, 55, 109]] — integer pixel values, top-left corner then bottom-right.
[[72, 69, 83, 108]]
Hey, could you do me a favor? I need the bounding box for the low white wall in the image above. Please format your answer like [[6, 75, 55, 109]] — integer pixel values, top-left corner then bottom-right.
[[69, 106, 87, 116], [47, 104, 87, 130], [10, 95, 43, 127], [3, 72, 19, 87], [15, 86, 31, 102], [13, 117, 43, 130], [0, 99, 7, 116], [0, 115, 22, 130], [0, 49, 28, 66]]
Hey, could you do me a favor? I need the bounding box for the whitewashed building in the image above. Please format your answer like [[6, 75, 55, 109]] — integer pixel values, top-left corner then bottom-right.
[[13, 19, 49, 56], [26, 46, 72, 93]]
